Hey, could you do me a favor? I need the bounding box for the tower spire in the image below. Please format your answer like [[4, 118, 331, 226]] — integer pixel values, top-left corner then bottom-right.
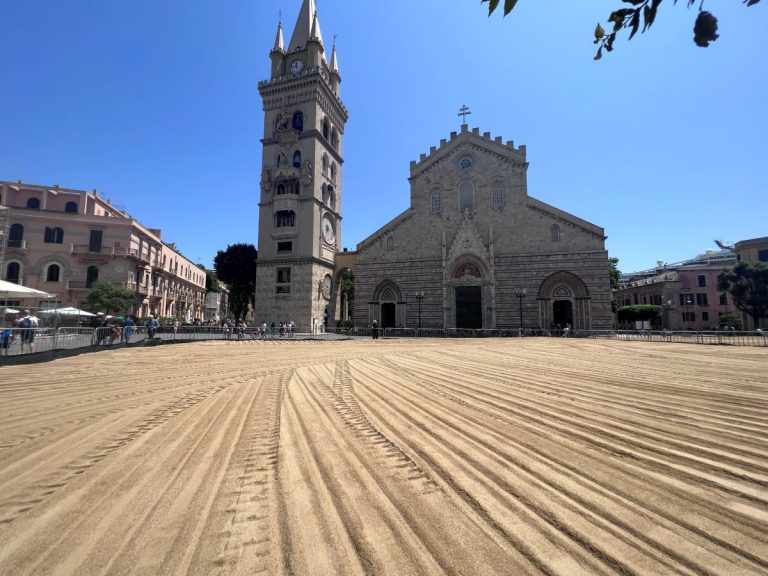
[[288, 0, 323, 52], [330, 35, 339, 73], [273, 20, 284, 52]]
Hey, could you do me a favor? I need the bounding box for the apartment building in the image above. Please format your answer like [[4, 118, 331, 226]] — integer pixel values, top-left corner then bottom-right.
[[0, 181, 206, 319]]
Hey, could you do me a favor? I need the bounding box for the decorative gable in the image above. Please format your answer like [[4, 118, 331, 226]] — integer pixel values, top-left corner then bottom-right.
[[447, 211, 489, 264]]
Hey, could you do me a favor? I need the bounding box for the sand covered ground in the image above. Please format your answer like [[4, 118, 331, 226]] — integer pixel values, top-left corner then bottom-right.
[[0, 338, 766, 575]]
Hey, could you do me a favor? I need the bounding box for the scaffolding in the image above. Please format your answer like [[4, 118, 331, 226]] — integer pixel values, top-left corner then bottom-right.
[[0, 205, 9, 279]]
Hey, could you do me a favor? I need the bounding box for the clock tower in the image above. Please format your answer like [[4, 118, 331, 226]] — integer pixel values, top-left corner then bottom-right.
[[256, 0, 347, 332]]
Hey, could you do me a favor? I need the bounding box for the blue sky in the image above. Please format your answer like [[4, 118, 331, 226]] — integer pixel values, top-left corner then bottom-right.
[[1, 0, 765, 274]]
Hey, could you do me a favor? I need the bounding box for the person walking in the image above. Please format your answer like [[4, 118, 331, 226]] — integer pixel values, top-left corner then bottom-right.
[[372, 319, 379, 340]]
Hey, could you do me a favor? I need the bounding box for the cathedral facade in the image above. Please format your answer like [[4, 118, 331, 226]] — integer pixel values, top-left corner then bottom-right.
[[352, 125, 614, 331], [257, 0, 613, 332]]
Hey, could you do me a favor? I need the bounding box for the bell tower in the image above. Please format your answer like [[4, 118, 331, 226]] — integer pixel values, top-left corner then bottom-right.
[[256, 0, 347, 332]]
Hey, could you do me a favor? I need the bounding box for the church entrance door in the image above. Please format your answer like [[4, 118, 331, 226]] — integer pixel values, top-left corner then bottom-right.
[[455, 286, 482, 329], [552, 300, 573, 327], [381, 303, 396, 328]]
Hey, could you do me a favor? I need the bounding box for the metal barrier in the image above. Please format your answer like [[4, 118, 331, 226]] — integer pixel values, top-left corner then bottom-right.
[[1, 325, 764, 360]]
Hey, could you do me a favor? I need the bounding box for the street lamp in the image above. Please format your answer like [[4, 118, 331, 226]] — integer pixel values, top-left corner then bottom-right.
[[514, 288, 526, 336], [415, 291, 425, 330]]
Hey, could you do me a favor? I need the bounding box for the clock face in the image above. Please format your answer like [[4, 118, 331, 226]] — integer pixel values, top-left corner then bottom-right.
[[321, 214, 335, 244], [290, 59, 304, 75], [323, 275, 332, 293]]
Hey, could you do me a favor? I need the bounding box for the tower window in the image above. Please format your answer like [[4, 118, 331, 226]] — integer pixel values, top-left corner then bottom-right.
[[65, 201, 78, 213], [387, 237, 395, 252], [322, 119, 330, 140], [551, 225, 561, 241], [46, 264, 61, 282], [492, 183, 505, 210], [274, 210, 295, 228], [277, 241, 293, 255], [292, 111, 304, 131], [458, 181, 475, 212], [330, 162, 337, 182], [322, 154, 329, 176], [26, 197, 40, 209], [331, 128, 339, 150], [293, 150, 301, 168], [276, 267, 291, 294], [430, 190, 441, 214]]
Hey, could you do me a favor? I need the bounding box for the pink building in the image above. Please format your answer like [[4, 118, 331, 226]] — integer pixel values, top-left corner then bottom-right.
[[0, 181, 206, 319], [614, 250, 737, 330]]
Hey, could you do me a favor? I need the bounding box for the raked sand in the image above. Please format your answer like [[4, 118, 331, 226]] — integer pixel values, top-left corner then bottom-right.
[[0, 338, 767, 575]]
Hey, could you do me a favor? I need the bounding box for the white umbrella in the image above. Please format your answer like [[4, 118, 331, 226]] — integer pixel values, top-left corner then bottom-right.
[[0, 279, 56, 299], [2, 308, 20, 314], [39, 306, 96, 317]]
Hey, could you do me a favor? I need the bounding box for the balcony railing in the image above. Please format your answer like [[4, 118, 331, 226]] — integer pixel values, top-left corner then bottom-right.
[[7, 239, 28, 250], [71, 244, 114, 256]]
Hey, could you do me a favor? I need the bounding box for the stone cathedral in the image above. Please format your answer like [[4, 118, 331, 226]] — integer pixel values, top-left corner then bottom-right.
[[257, 0, 613, 332]]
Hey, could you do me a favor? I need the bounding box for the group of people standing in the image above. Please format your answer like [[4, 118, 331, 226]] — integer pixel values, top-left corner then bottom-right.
[[1, 309, 39, 355]]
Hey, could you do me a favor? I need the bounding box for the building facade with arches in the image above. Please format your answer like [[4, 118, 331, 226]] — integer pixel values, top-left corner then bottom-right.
[[352, 124, 613, 331]]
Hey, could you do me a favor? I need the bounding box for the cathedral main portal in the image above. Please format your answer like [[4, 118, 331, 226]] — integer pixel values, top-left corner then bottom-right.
[[455, 286, 482, 329]]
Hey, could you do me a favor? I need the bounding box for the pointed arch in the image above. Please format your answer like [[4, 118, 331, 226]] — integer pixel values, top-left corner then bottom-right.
[[551, 224, 561, 241], [538, 271, 589, 299]]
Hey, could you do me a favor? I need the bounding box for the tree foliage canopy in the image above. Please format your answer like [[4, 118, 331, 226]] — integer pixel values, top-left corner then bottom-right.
[[717, 262, 768, 326], [482, 0, 762, 60], [85, 281, 135, 315], [617, 304, 660, 323], [214, 243, 257, 321], [609, 257, 621, 290]]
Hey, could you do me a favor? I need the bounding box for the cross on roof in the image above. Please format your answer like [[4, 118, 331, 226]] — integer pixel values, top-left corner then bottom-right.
[[458, 105, 471, 124]]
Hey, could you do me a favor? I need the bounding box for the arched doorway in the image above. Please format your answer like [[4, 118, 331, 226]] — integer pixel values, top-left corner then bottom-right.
[[456, 286, 482, 328], [538, 272, 591, 330], [449, 259, 487, 329], [371, 280, 403, 328], [381, 303, 396, 328]]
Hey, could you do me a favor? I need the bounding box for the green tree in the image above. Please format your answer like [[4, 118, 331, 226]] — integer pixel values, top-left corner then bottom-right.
[[339, 269, 355, 325], [609, 257, 621, 290], [718, 262, 768, 328], [482, 0, 762, 60], [196, 263, 221, 293], [214, 243, 257, 321], [85, 281, 134, 315], [717, 312, 743, 330], [617, 304, 660, 325]]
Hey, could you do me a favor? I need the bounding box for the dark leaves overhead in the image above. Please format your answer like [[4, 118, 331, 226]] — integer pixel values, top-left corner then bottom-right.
[[480, 0, 762, 60]]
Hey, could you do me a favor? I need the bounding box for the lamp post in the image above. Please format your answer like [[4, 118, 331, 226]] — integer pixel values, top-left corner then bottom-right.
[[415, 291, 425, 330], [514, 288, 526, 336]]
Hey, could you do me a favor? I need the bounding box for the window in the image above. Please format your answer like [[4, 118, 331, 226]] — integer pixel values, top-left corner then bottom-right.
[[44, 227, 64, 244], [322, 119, 330, 140], [759, 249, 768, 262], [719, 293, 728, 305], [5, 262, 20, 282], [322, 154, 329, 176], [277, 241, 293, 255], [492, 182, 505, 210], [331, 129, 339, 150], [274, 210, 295, 228], [682, 311, 696, 322], [430, 190, 441, 214], [65, 201, 78, 213], [698, 275, 706, 287], [293, 150, 301, 168], [458, 181, 475, 212], [651, 294, 662, 305], [26, 197, 40, 209], [8, 223, 23, 247], [46, 264, 61, 282], [680, 293, 694, 306], [330, 162, 337, 182], [387, 237, 395, 252], [702, 311, 709, 322], [551, 225, 560, 242], [696, 293, 708, 306], [86, 266, 99, 288], [292, 111, 303, 131], [276, 267, 291, 294]]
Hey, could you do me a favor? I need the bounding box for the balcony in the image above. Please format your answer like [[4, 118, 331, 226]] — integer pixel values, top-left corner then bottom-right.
[[70, 244, 115, 261], [6, 239, 28, 252], [67, 280, 89, 290]]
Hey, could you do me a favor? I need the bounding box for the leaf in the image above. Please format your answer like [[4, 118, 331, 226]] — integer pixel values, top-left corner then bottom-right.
[[642, 5, 657, 32], [621, 0, 645, 4], [628, 10, 641, 40], [503, 0, 519, 16], [594, 45, 603, 61], [486, 0, 500, 16], [595, 23, 605, 40]]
